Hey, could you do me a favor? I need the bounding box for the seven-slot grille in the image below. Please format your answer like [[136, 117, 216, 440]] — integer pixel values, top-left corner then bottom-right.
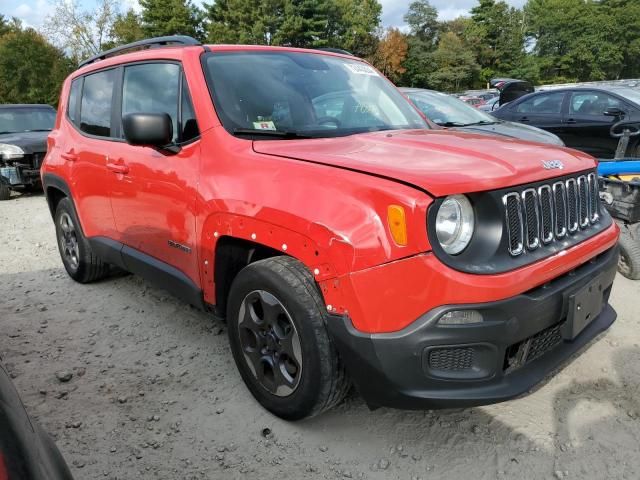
[[503, 172, 600, 256]]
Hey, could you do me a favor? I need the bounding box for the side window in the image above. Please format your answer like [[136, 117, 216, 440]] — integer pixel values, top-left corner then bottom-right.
[[122, 63, 180, 143], [180, 75, 199, 143], [515, 92, 565, 114], [68, 78, 82, 125], [80, 69, 115, 137], [569, 91, 625, 116]]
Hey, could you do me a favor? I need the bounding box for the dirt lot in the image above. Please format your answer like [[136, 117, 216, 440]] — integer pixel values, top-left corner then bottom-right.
[[1, 193, 639, 480]]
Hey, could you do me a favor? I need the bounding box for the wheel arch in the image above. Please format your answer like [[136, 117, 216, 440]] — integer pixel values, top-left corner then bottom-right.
[[199, 213, 354, 317], [42, 173, 72, 218]]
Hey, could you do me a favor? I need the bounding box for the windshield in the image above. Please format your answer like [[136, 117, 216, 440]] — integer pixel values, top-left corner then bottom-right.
[[0, 107, 56, 134], [405, 91, 497, 126], [203, 51, 428, 138]]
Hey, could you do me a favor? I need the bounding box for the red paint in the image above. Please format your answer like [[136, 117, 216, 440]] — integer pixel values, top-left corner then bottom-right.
[[43, 44, 617, 334]]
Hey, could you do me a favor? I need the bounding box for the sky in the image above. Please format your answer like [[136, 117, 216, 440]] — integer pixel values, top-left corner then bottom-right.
[[1, 0, 528, 32]]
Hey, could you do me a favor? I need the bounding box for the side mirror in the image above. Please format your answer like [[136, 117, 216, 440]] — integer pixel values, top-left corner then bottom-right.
[[122, 113, 173, 147], [603, 107, 625, 118]]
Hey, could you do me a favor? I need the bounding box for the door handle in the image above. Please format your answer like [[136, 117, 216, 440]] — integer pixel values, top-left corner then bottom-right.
[[565, 118, 577, 124], [519, 116, 529, 122], [61, 150, 78, 162], [106, 157, 129, 175]]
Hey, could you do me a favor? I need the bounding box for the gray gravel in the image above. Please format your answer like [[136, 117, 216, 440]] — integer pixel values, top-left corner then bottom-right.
[[2, 193, 640, 479]]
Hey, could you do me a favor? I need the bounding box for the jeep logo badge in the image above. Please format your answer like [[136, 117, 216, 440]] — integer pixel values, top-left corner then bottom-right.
[[542, 160, 564, 170]]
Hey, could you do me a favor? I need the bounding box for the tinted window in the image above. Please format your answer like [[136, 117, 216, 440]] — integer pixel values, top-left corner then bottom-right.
[[180, 75, 199, 142], [515, 92, 565, 114], [569, 91, 625, 115], [0, 107, 55, 134], [80, 69, 115, 137], [68, 78, 82, 125], [122, 63, 180, 142]]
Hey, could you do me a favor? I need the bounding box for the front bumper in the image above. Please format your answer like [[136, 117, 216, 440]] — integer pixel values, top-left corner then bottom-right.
[[327, 245, 618, 410]]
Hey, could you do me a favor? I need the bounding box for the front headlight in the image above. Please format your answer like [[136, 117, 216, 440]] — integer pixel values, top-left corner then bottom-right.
[[435, 194, 475, 255], [0, 143, 25, 159]]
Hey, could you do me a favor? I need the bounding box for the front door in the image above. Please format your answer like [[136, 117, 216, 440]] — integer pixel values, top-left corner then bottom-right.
[[108, 62, 201, 285], [562, 90, 629, 158], [508, 91, 567, 136]]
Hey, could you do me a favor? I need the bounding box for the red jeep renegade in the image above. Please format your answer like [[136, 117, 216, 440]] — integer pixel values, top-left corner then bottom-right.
[[43, 36, 619, 420]]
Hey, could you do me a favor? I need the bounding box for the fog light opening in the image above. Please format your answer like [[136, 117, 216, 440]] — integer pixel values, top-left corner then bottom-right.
[[438, 310, 483, 325]]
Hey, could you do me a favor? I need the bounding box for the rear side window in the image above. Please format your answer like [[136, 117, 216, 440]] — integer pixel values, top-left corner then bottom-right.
[[515, 92, 565, 114], [569, 91, 625, 115], [68, 78, 82, 125], [122, 63, 180, 143], [80, 69, 115, 137]]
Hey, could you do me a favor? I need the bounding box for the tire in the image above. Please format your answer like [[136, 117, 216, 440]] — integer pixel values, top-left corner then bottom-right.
[[0, 183, 10, 201], [54, 197, 110, 283], [618, 226, 640, 280], [227, 256, 350, 420]]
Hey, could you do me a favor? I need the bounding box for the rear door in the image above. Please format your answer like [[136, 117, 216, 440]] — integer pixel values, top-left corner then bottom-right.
[[66, 69, 119, 239], [506, 91, 567, 135], [562, 90, 630, 158], [107, 62, 202, 285]]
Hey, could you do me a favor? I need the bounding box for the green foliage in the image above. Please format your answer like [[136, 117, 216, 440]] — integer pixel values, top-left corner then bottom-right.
[[0, 26, 72, 105], [139, 0, 204, 40], [205, 0, 381, 57], [404, 0, 438, 43], [110, 10, 146, 46], [428, 32, 479, 92], [526, 0, 640, 82]]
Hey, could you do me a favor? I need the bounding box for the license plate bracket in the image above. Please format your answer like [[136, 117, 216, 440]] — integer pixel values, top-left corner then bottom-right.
[[562, 276, 605, 340]]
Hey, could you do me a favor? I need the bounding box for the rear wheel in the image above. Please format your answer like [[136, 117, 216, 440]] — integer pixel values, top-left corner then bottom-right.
[[618, 226, 640, 280], [227, 256, 349, 420], [0, 183, 10, 201], [54, 197, 110, 283]]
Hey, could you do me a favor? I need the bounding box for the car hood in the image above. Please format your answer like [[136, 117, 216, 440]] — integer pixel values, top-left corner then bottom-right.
[[455, 121, 564, 146], [0, 131, 49, 155], [253, 129, 595, 197]]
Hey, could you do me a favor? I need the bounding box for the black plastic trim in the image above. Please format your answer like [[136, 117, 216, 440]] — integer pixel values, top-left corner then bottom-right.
[[87, 237, 206, 310], [42, 173, 71, 216], [427, 169, 613, 274], [327, 245, 618, 410]]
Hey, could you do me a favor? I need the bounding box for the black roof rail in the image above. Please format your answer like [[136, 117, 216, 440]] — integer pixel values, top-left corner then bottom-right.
[[314, 47, 353, 56], [78, 35, 202, 68]]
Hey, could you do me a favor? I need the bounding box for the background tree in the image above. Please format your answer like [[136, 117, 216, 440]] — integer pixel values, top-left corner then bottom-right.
[[371, 28, 408, 83], [401, 0, 439, 87], [43, 0, 120, 62], [139, 0, 204, 40], [110, 9, 146, 45], [428, 31, 479, 91], [0, 25, 72, 105]]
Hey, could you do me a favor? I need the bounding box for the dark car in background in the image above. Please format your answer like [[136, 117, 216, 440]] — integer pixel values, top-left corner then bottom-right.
[[401, 87, 564, 145], [0, 358, 73, 480], [492, 87, 640, 158], [0, 104, 56, 200]]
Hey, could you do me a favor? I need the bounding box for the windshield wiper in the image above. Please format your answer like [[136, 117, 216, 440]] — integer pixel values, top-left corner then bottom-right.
[[435, 121, 467, 127], [461, 120, 499, 126], [0, 131, 15, 135], [24, 129, 53, 132], [232, 128, 314, 139]]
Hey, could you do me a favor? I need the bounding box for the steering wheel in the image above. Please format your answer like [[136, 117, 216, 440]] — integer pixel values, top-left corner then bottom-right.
[[610, 120, 640, 138], [316, 116, 342, 127]]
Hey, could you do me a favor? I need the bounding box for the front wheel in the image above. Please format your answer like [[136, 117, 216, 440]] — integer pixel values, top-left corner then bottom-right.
[[227, 256, 349, 420], [0, 182, 10, 201]]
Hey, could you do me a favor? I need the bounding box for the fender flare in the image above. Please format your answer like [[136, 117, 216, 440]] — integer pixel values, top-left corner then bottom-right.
[[198, 212, 355, 311], [41, 173, 73, 217]]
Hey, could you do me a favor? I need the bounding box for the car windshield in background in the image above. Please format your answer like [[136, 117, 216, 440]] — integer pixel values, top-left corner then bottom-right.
[[203, 51, 428, 138], [0, 107, 56, 134], [406, 91, 497, 127]]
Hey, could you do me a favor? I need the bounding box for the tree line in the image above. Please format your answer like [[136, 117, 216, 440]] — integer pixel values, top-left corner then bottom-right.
[[1, 0, 639, 104]]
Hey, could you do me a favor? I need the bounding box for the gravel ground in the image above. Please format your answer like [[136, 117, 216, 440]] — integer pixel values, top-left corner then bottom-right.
[[1, 192, 640, 480]]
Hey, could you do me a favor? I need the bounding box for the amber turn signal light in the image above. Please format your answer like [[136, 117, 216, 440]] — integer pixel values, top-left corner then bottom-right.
[[387, 205, 408, 246]]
